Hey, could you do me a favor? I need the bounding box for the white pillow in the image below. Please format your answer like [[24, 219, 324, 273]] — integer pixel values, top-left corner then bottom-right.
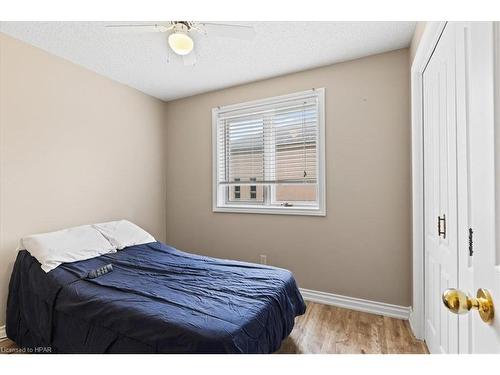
[[92, 220, 155, 250], [20, 225, 116, 272]]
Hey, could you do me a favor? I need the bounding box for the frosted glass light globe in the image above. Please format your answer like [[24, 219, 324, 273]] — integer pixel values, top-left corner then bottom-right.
[[168, 32, 194, 56]]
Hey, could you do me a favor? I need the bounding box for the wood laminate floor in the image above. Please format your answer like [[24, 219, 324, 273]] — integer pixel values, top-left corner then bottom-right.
[[0, 302, 428, 354], [277, 302, 428, 354]]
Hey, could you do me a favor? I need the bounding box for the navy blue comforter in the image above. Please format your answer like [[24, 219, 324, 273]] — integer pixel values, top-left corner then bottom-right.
[[6, 242, 305, 353]]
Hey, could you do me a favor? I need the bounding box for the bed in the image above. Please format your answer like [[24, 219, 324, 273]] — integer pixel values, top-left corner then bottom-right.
[[6, 241, 306, 353]]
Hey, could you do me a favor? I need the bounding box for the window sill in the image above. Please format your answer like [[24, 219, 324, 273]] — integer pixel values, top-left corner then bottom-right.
[[212, 205, 326, 217]]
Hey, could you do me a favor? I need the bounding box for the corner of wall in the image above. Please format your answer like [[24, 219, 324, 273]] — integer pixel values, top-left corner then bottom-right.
[[410, 22, 428, 66]]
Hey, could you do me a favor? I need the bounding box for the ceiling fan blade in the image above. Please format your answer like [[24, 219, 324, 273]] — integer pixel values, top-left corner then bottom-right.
[[183, 52, 197, 66], [105, 24, 171, 33], [201, 23, 255, 40]]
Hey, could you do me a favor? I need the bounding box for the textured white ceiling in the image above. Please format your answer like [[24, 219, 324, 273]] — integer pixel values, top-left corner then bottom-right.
[[0, 21, 416, 101]]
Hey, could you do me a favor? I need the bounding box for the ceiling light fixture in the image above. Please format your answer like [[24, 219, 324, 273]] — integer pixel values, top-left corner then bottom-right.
[[168, 31, 194, 56], [105, 21, 256, 65]]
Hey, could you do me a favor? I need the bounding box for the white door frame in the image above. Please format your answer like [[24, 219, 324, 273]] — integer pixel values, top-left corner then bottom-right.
[[409, 21, 447, 340]]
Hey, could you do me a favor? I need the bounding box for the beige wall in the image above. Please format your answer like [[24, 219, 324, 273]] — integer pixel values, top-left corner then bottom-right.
[[0, 33, 167, 325], [165, 48, 412, 306], [410, 22, 427, 65]]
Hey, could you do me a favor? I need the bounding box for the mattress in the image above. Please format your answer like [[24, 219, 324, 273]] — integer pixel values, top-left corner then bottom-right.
[[6, 241, 306, 353]]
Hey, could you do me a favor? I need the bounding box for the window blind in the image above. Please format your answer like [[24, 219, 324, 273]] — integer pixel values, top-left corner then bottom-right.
[[216, 94, 319, 186]]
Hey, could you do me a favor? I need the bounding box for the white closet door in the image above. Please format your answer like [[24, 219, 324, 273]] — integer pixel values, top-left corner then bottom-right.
[[456, 21, 500, 354], [423, 23, 459, 354], [455, 21, 474, 354]]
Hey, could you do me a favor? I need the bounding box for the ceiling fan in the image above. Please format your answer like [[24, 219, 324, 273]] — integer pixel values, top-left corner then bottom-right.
[[105, 21, 256, 66]]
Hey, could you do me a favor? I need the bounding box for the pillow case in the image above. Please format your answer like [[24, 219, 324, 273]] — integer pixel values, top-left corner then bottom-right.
[[92, 220, 155, 250], [20, 225, 116, 272]]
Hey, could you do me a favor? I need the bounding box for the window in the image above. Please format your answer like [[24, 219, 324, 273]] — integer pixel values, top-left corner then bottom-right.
[[250, 177, 257, 199], [212, 89, 326, 216], [234, 178, 241, 199]]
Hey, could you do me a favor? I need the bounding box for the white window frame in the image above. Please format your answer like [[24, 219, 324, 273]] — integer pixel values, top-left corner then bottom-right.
[[212, 88, 326, 216]]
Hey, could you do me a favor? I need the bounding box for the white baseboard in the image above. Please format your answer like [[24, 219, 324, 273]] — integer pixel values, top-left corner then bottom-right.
[[408, 308, 424, 340], [0, 325, 6, 340], [299, 288, 411, 320]]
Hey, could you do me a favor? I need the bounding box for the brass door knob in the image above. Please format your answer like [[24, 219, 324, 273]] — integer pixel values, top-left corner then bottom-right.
[[442, 288, 495, 323]]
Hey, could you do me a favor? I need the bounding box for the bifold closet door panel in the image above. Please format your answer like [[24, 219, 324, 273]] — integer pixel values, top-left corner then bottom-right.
[[423, 22, 459, 354]]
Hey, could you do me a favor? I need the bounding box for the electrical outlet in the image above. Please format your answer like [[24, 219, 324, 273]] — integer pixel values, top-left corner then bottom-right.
[[260, 254, 267, 265]]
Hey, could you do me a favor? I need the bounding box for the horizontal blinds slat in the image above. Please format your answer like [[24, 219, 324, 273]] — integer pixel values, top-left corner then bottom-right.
[[220, 180, 317, 185], [220, 130, 317, 143], [221, 119, 317, 131], [222, 128, 317, 141], [217, 99, 317, 120], [221, 141, 317, 152], [222, 113, 317, 128]]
